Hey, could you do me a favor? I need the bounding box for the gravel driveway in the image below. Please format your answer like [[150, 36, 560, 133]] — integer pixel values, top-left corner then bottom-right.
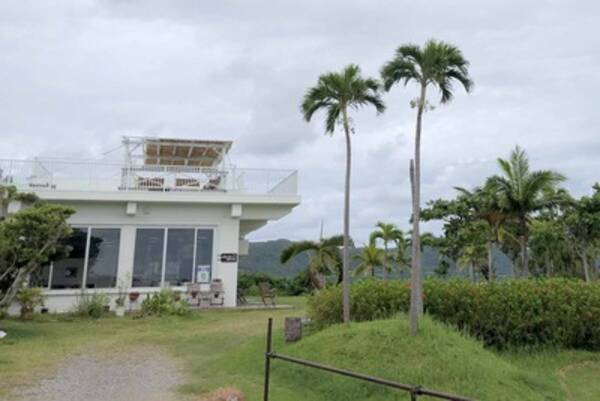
[[9, 347, 185, 401]]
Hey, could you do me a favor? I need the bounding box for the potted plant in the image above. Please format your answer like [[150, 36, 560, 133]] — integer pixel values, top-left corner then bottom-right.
[[15, 287, 46, 320], [114, 277, 129, 317], [115, 293, 126, 317]]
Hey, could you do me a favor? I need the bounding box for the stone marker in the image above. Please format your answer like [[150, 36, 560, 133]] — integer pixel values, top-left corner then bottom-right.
[[284, 317, 302, 342]]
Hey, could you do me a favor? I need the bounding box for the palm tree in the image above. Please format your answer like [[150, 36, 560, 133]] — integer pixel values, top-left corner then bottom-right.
[[280, 235, 348, 289], [369, 222, 404, 279], [302, 64, 385, 323], [353, 244, 385, 277], [486, 146, 565, 277], [381, 40, 473, 334]]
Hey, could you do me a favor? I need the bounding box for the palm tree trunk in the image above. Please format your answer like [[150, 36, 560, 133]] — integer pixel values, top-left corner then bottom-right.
[[579, 250, 592, 283], [409, 83, 426, 335], [383, 243, 388, 280], [487, 240, 494, 281], [341, 107, 352, 324], [520, 218, 530, 278]]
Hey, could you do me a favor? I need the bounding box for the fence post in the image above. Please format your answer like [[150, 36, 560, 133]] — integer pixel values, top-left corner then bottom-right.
[[263, 318, 273, 401]]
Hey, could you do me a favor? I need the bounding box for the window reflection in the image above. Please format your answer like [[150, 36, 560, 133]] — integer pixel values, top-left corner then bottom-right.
[[165, 229, 194, 286], [132, 228, 164, 287], [86, 228, 120, 288], [51, 228, 87, 289]]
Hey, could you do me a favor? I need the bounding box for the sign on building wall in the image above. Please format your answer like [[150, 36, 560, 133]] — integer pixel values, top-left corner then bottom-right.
[[220, 253, 238, 263]]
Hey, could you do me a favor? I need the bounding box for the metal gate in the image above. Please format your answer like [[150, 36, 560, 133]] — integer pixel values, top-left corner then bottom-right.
[[263, 318, 477, 401]]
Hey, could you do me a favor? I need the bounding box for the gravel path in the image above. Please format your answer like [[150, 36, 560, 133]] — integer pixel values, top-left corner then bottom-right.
[[10, 347, 185, 401]]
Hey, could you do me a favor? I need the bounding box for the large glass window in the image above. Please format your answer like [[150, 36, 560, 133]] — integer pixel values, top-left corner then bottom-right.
[[85, 228, 120, 288], [132, 228, 165, 287], [165, 228, 195, 286], [195, 229, 214, 283], [51, 227, 87, 289]]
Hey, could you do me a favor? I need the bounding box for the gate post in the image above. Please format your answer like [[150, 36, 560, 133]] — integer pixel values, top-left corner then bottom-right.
[[263, 318, 273, 401]]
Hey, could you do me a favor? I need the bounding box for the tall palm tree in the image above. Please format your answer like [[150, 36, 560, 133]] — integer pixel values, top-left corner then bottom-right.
[[353, 244, 385, 277], [302, 64, 385, 323], [381, 40, 473, 334], [280, 235, 348, 288], [369, 221, 404, 279], [486, 146, 565, 277]]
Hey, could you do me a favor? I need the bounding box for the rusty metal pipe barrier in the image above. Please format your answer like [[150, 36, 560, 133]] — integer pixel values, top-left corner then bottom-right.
[[263, 318, 478, 401]]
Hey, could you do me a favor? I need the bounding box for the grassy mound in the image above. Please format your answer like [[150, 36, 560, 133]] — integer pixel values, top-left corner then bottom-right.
[[267, 316, 563, 401]]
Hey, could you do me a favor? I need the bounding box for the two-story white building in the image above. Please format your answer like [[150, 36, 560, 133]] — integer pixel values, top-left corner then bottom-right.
[[1, 136, 300, 313]]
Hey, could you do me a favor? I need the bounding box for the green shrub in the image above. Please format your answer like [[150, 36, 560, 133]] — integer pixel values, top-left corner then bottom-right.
[[308, 278, 600, 350], [238, 272, 312, 296], [74, 293, 109, 319], [15, 287, 45, 319], [140, 289, 189, 317]]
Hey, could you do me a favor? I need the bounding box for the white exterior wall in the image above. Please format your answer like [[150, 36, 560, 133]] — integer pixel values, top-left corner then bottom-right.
[[8, 200, 243, 315]]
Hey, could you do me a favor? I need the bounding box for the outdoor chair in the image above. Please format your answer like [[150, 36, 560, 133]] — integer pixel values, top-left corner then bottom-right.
[[258, 282, 276, 307], [184, 283, 201, 307], [210, 279, 225, 306], [237, 288, 248, 306]]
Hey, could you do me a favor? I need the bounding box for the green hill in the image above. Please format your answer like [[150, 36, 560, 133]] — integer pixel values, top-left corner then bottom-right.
[[270, 316, 562, 401], [239, 239, 513, 278]]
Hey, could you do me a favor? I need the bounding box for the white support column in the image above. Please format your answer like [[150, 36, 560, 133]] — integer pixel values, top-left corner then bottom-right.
[[116, 226, 137, 288]]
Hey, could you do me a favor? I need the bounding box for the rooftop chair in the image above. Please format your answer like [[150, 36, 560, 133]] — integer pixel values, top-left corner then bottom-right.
[[202, 176, 222, 191], [258, 282, 276, 307]]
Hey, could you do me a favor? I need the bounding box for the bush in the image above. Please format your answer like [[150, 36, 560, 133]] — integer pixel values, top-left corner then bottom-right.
[[140, 289, 189, 317], [74, 293, 109, 319], [16, 287, 45, 319], [238, 272, 312, 296], [308, 278, 600, 350]]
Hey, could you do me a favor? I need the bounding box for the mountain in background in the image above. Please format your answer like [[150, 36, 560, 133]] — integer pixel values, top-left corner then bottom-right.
[[239, 239, 513, 278]]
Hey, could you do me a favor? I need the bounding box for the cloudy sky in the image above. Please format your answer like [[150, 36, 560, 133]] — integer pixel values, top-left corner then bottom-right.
[[1, 1, 599, 243]]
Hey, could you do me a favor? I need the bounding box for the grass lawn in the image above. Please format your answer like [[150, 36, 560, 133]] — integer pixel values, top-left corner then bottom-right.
[[1, 296, 599, 400]]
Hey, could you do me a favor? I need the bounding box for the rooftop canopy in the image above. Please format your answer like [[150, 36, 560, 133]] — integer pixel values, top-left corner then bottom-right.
[[123, 136, 232, 167]]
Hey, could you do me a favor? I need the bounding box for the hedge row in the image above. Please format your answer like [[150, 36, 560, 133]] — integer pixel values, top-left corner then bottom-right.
[[307, 278, 600, 349]]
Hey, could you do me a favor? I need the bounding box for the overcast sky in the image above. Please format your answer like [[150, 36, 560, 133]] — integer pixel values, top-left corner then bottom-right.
[[1, 1, 599, 243]]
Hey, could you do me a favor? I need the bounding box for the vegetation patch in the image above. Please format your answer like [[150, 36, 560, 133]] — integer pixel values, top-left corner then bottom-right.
[[309, 278, 600, 349], [272, 317, 561, 401]]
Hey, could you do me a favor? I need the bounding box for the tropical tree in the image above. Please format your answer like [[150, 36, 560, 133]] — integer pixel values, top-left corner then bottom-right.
[[529, 218, 574, 277], [0, 201, 74, 310], [353, 244, 385, 277], [561, 184, 600, 282], [280, 235, 348, 289], [454, 186, 510, 280], [302, 64, 385, 323], [486, 146, 565, 277], [458, 242, 487, 282], [381, 40, 472, 334], [369, 221, 404, 279]]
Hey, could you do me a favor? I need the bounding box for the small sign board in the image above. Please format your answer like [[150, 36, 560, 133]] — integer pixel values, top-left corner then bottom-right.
[[220, 253, 238, 263]]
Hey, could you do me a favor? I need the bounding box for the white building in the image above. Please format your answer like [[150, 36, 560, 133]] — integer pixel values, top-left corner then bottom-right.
[[1, 136, 300, 314]]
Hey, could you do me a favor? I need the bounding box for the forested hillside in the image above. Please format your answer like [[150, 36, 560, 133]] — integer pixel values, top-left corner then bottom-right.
[[238, 239, 512, 278]]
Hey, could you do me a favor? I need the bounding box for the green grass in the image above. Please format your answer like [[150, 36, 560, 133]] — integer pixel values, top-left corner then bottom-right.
[[1, 297, 600, 400]]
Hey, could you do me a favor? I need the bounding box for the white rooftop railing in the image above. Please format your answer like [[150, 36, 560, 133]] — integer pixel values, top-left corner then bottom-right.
[[0, 159, 298, 196]]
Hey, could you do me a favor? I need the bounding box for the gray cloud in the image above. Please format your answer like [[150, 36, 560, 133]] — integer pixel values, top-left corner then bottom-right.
[[1, 0, 599, 243]]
